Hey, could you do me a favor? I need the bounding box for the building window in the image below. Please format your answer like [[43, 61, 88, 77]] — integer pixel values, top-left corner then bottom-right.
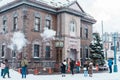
[[85, 48, 88, 58], [80, 48, 82, 58], [13, 17, 18, 31], [70, 21, 76, 36], [46, 19, 51, 29], [1, 45, 5, 57], [12, 50, 16, 58], [70, 21, 76, 32], [3, 20, 7, 33], [34, 17, 40, 31], [85, 28, 88, 39], [34, 44, 39, 57], [45, 46, 50, 58], [80, 27, 82, 38]]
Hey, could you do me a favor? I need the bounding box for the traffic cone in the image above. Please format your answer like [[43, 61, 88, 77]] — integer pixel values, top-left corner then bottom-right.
[[34, 68, 38, 75], [96, 64, 99, 72], [67, 67, 70, 72], [48, 68, 52, 74], [18, 68, 21, 73]]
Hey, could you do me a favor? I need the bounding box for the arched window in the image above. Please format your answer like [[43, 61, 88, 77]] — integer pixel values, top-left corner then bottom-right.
[[45, 14, 52, 29], [2, 16, 7, 33], [69, 20, 76, 36], [32, 41, 41, 58], [13, 12, 18, 31], [34, 12, 41, 32]]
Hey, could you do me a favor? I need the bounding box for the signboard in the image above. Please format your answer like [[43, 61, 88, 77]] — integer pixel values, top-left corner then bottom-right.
[[55, 41, 64, 48], [107, 50, 114, 59]]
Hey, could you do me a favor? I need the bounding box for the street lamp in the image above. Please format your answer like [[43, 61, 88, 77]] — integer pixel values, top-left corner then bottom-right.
[[113, 33, 118, 72]]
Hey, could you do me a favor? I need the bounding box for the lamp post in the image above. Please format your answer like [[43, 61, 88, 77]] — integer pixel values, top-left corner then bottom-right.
[[113, 33, 118, 72]]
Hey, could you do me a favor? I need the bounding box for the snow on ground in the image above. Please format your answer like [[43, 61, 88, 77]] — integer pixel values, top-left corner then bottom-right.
[[1, 54, 120, 80]]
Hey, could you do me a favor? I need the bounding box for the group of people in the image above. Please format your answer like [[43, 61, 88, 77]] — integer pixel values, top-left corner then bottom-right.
[[0, 57, 28, 79], [60, 59, 81, 77], [60, 58, 93, 77]]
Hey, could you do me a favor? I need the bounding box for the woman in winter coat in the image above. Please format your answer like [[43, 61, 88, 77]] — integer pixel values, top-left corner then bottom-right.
[[0, 61, 5, 76], [3, 59, 10, 78]]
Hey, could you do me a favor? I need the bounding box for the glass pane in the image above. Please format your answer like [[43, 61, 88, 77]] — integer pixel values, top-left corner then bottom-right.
[[34, 44, 39, 57]]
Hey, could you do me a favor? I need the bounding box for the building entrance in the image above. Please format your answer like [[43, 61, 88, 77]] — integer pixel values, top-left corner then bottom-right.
[[56, 48, 62, 63], [68, 49, 77, 61]]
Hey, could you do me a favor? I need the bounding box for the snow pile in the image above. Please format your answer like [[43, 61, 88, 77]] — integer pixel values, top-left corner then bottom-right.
[[41, 27, 56, 41], [8, 31, 27, 52]]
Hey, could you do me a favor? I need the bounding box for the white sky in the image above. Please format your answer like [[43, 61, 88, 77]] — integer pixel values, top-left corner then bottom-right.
[[77, 0, 120, 35]]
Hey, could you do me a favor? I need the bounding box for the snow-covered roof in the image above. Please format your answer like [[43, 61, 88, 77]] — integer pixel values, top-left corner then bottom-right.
[[36, 0, 75, 8], [0, 0, 15, 7]]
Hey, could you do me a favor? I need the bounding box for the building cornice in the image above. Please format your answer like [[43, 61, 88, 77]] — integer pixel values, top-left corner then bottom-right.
[[0, 0, 57, 13], [57, 8, 96, 24], [0, 0, 96, 24]]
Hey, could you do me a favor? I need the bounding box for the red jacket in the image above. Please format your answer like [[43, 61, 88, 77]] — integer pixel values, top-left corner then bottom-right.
[[76, 61, 80, 66]]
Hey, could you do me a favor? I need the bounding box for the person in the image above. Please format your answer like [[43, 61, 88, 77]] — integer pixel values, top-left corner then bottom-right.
[[21, 57, 28, 78], [108, 58, 113, 73], [70, 59, 74, 75], [3, 59, 10, 78], [75, 59, 81, 73], [83, 61, 88, 77], [67, 58, 70, 73], [88, 61, 93, 77], [0, 61, 5, 76], [61, 60, 66, 77]]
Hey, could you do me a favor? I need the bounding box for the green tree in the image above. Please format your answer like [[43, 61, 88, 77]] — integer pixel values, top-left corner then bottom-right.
[[89, 32, 105, 66]]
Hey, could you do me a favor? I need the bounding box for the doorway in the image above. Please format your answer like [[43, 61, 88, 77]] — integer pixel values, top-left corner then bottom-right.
[[56, 48, 62, 63], [69, 49, 77, 61]]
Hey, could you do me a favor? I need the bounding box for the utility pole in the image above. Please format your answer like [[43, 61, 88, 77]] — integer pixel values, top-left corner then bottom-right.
[[113, 33, 118, 72], [101, 21, 105, 59]]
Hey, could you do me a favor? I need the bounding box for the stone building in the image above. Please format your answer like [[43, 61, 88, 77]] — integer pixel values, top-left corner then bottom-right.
[[0, 0, 96, 70]]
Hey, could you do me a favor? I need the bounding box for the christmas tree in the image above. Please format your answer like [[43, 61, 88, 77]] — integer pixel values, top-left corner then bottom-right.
[[89, 32, 105, 66]]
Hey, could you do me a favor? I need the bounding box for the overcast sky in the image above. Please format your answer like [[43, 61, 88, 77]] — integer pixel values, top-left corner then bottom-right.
[[1, 0, 120, 35], [77, 0, 120, 35]]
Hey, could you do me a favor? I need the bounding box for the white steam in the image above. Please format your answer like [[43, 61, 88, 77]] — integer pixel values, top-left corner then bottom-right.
[[41, 27, 56, 41], [8, 31, 27, 51]]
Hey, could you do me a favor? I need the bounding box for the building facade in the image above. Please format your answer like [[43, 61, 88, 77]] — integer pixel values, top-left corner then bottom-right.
[[0, 0, 96, 70]]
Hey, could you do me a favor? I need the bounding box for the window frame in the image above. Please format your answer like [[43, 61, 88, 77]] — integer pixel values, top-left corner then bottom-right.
[[34, 17, 40, 32], [3, 19, 7, 33], [33, 44, 40, 58], [84, 28, 88, 39], [69, 20, 76, 36], [46, 19, 51, 29], [45, 45, 50, 59], [1, 45, 5, 58], [13, 17, 18, 31]]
